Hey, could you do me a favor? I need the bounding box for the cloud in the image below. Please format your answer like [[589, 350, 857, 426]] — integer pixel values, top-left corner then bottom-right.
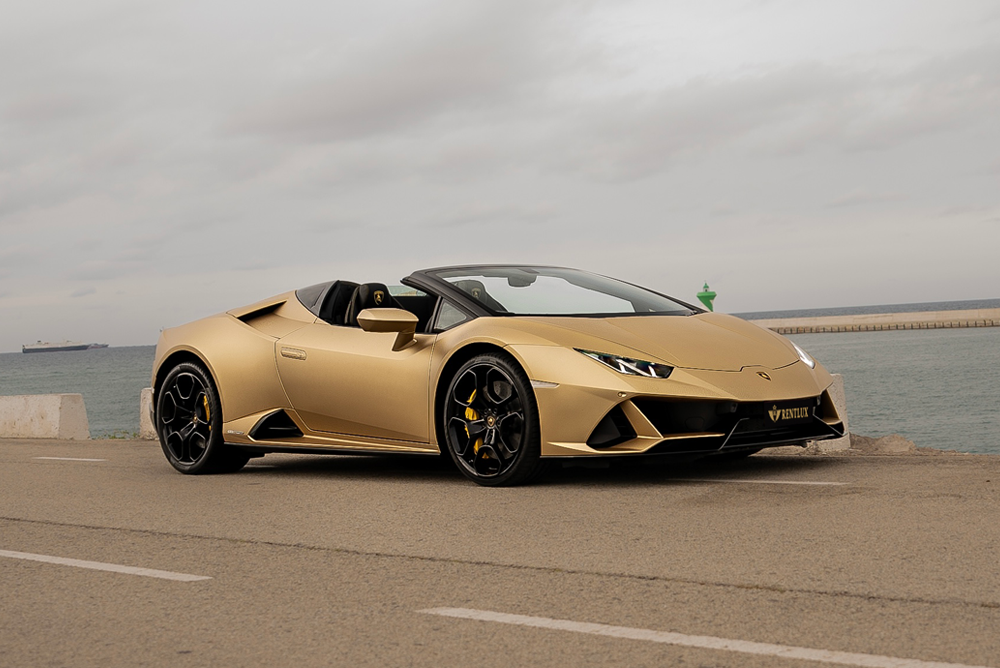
[[826, 190, 903, 208], [2, 89, 98, 126], [544, 43, 1000, 180], [710, 205, 737, 217], [224, 2, 578, 144], [70, 287, 96, 298], [0, 244, 41, 266], [428, 202, 558, 229], [65, 260, 126, 281], [234, 262, 272, 272], [936, 204, 995, 217], [1, 0, 999, 351]]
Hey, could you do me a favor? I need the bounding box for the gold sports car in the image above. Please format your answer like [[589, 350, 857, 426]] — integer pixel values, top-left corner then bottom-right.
[[151, 265, 845, 486]]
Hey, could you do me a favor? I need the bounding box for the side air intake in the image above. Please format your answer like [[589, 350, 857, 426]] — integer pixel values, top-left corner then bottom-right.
[[249, 410, 303, 440]]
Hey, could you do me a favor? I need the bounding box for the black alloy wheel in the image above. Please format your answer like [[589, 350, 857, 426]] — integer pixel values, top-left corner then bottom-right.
[[156, 362, 249, 474], [444, 353, 542, 486]]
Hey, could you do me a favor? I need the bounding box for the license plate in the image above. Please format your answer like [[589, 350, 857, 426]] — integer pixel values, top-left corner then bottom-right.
[[766, 402, 813, 425]]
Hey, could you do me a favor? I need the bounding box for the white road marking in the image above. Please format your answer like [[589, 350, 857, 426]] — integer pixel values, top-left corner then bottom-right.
[[0, 550, 211, 582], [420, 608, 990, 668], [33, 457, 107, 462], [670, 478, 848, 486]]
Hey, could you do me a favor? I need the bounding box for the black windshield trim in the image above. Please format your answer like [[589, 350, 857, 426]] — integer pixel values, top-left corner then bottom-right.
[[408, 265, 701, 318], [504, 311, 695, 319]]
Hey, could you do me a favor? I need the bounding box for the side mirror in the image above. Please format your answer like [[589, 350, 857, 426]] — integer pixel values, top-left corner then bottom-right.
[[357, 308, 419, 351]]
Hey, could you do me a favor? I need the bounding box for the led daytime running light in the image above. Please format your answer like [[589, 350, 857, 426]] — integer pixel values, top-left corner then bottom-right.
[[791, 341, 816, 369], [577, 349, 673, 379]]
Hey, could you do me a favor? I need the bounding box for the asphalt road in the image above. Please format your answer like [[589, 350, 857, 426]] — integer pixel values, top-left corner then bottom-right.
[[1, 438, 998, 667]]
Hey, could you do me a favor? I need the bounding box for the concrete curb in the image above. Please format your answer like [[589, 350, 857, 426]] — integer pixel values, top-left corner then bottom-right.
[[0, 394, 90, 440], [139, 388, 156, 440]]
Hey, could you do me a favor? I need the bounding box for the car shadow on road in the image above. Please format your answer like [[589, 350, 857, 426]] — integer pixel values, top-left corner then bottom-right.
[[241, 453, 461, 483], [538, 454, 852, 487], [239, 451, 851, 488]]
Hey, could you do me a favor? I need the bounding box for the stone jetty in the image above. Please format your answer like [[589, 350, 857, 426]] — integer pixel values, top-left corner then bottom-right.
[[749, 307, 1000, 334]]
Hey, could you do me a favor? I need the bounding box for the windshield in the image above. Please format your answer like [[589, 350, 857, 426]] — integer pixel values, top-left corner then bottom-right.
[[428, 267, 695, 316]]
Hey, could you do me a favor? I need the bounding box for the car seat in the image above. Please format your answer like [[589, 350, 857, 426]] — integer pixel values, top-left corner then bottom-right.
[[345, 283, 398, 327]]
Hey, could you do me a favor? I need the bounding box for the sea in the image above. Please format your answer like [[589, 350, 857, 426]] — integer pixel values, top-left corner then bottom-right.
[[1, 346, 155, 439], [1, 299, 999, 453]]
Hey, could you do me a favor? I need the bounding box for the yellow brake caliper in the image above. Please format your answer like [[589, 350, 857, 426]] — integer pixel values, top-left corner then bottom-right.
[[203, 395, 211, 431], [464, 389, 482, 453]]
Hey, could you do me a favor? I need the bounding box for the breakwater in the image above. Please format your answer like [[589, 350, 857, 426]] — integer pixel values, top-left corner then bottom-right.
[[749, 308, 1000, 334]]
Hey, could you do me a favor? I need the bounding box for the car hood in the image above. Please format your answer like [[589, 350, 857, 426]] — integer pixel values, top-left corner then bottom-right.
[[520, 312, 798, 372]]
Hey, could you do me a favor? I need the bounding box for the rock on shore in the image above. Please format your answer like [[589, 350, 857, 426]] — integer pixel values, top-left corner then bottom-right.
[[770, 433, 969, 456], [849, 433, 916, 454]]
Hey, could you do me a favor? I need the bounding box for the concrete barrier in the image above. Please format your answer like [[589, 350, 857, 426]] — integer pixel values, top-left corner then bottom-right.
[[139, 388, 156, 440], [0, 394, 90, 440]]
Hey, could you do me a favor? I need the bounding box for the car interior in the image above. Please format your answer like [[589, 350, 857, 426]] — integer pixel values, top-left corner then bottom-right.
[[315, 281, 439, 332], [451, 279, 508, 312]]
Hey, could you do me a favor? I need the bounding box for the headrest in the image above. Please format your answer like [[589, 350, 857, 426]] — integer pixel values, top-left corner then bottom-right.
[[318, 281, 358, 325], [346, 283, 396, 326], [453, 279, 506, 312], [454, 280, 487, 301]]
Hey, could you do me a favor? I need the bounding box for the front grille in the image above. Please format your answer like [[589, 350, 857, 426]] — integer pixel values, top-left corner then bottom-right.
[[632, 398, 739, 434], [635, 395, 841, 455]]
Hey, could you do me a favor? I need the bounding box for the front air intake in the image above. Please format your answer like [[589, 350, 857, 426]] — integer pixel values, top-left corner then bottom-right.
[[586, 405, 637, 448]]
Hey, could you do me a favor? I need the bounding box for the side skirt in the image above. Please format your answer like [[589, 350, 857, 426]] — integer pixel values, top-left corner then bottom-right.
[[229, 442, 442, 457]]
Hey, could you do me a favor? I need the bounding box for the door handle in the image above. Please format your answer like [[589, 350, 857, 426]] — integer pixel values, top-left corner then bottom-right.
[[280, 347, 307, 361]]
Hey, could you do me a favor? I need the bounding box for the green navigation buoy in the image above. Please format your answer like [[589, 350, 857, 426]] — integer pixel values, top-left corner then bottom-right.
[[697, 282, 716, 311]]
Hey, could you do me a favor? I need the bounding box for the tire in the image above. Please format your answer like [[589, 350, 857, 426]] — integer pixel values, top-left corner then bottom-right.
[[442, 352, 542, 487], [156, 362, 250, 474]]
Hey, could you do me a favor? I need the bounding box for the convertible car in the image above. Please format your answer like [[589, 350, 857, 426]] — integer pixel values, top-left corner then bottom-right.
[[151, 265, 844, 486]]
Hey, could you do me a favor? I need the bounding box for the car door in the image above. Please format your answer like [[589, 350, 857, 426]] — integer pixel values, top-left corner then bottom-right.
[[275, 322, 436, 446]]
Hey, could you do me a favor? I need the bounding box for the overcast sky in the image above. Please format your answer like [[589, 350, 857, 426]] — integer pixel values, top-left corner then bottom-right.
[[1, 0, 998, 351]]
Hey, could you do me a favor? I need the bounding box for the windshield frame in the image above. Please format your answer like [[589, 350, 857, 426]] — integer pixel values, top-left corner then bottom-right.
[[405, 265, 701, 319]]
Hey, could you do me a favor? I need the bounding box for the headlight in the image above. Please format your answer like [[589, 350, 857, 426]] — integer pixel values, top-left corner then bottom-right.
[[791, 341, 816, 369], [576, 349, 673, 379]]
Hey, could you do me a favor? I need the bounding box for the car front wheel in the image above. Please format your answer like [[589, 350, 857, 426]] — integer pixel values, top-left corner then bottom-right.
[[156, 361, 249, 474], [443, 352, 542, 486]]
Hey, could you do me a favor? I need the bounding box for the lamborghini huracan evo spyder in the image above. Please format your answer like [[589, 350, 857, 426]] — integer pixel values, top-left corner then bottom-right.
[[151, 265, 845, 486]]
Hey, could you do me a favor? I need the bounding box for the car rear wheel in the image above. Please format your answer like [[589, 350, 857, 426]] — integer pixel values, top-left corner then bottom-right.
[[443, 353, 542, 486], [156, 362, 249, 474]]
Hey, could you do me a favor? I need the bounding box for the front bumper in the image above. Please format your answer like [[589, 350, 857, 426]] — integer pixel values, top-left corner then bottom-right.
[[509, 345, 843, 457], [589, 393, 844, 456]]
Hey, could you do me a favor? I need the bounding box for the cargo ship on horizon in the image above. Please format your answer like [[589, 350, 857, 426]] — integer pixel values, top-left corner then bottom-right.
[[22, 341, 109, 353]]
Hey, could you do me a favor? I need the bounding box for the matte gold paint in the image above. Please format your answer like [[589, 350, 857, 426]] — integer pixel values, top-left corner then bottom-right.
[[153, 290, 842, 459]]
